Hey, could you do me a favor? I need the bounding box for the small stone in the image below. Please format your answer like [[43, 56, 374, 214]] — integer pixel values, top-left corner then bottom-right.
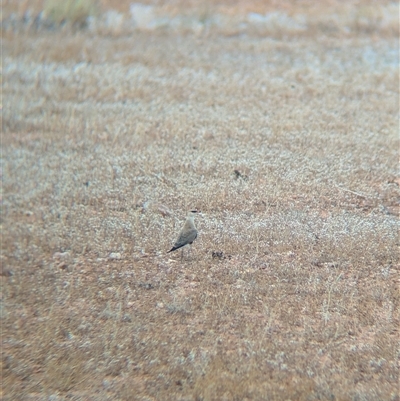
[[58, 263, 69, 271], [1, 268, 13, 277], [212, 251, 225, 260], [102, 379, 111, 389], [158, 205, 172, 217], [53, 251, 70, 260], [122, 313, 132, 322], [108, 252, 122, 260]]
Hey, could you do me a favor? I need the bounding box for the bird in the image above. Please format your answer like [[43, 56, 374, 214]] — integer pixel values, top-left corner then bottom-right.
[[168, 210, 199, 259]]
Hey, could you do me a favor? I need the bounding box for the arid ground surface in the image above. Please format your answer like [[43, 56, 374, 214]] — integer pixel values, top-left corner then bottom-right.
[[2, 1, 399, 400]]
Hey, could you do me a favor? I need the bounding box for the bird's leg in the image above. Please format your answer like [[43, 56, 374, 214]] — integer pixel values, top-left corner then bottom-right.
[[181, 248, 184, 262]]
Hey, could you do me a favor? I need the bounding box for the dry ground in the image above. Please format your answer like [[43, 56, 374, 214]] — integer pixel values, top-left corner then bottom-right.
[[2, 1, 400, 400]]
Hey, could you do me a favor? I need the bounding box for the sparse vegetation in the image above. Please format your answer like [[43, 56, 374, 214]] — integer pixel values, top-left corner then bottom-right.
[[2, 1, 399, 400], [44, 0, 98, 27]]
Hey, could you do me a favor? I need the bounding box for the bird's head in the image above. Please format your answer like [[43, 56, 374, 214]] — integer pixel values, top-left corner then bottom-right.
[[187, 210, 200, 218]]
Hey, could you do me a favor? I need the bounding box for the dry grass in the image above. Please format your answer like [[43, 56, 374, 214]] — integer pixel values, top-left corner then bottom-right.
[[3, 0, 399, 37], [2, 1, 400, 400], [43, 0, 98, 27]]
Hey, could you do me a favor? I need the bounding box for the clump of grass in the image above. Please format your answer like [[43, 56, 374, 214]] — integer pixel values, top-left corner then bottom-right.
[[44, 0, 97, 27]]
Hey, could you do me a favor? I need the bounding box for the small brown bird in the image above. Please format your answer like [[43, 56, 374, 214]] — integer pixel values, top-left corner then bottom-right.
[[168, 210, 199, 258]]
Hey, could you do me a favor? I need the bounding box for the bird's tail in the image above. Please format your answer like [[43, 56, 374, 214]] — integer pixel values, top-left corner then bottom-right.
[[167, 244, 183, 253]]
